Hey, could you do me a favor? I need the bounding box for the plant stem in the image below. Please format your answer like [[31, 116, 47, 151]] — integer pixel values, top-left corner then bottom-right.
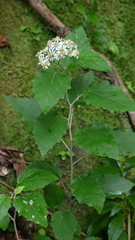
[[66, 93, 82, 183], [8, 209, 20, 240], [61, 139, 70, 151], [128, 211, 131, 240], [73, 154, 88, 165], [66, 93, 74, 182]]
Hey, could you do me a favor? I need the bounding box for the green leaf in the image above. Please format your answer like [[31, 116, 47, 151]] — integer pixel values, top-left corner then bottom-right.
[[27, 160, 62, 178], [87, 211, 110, 236], [105, 158, 121, 172], [110, 202, 123, 217], [33, 237, 51, 240], [74, 124, 119, 160], [91, 166, 120, 178], [51, 211, 77, 240], [73, 49, 112, 72], [32, 69, 72, 114], [14, 186, 25, 194], [68, 71, 94, 103], [0, 194, 11, 221], [88, 15, 100, 25], [89, 1, 98, 15], [17, 168, 58, 191], [44, 184, 66, 209], [85, 238, 101, 240], [127, 192, 135, 208], [83, 81, 135, 111], [85, 238, 102, 240], [112, 129, 135, 155], [14, 193, 47, 226], [76, 4, 87, 20], [33, 111, 67, 156], [118, 232, 127, 240], [71, 174, 105, 213], [108, 214, 123, 240], [0, 215, 10, 231], [124, 156, 135, 172], [66, 26, 91, 50], [6, 97, 42, 130], [98, 174, 134, 198]]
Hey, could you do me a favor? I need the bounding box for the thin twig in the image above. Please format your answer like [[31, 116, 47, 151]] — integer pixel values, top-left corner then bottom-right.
[[0, 180, 14, 191], [8, 211, 20, 240], [60, 179, 69, 194], [73, 154, 88, 165], [61, 139, 70, 151]]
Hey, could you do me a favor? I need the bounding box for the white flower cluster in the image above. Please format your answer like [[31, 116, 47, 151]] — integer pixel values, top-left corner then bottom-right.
[[36, 36, 79, 69]]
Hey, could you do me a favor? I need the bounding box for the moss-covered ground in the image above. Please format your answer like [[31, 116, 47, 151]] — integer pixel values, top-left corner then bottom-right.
[[1, 0, 134, 161]]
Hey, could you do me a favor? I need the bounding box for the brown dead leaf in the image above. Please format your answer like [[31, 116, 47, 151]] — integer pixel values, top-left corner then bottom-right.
[[0, 166, 10, 176], [0, 35, 10, 47], [0, 146, 27, 178], [13, 155, 26, 178]]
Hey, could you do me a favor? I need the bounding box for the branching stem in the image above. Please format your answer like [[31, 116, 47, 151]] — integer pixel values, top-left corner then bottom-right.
[[73, 154, 88, 165], [66, 93, 82, 183], [8, 209, 20, 240]]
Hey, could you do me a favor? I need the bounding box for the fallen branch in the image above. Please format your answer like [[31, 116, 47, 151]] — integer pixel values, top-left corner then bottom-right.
[[28, 0, 71, 37], [28, 0, 135, 130]]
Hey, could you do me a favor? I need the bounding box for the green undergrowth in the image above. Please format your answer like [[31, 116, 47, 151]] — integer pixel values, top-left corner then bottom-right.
[[0, 0, 135, 166]]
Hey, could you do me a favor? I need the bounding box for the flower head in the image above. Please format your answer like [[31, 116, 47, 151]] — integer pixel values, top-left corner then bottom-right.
[[36, 36, 79, 69]]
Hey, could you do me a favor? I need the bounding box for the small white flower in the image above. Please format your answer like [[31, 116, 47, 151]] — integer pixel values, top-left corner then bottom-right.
[[36, 36, 79, 69], [29, 200, 33, 205]]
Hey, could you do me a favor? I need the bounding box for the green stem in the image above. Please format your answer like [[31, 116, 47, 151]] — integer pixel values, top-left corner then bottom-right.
[[67, 94, 74, 182], [65, 93, 82, 183]]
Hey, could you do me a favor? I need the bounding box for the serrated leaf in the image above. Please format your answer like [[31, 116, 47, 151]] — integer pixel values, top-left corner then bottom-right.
[[108, 214, 123, 240], [0, 194, 11, 221], [65, 26, 91, 50], [27, 160, 62, 178], [71, 174, 105, 213], [14, 193, 47, 226], [112, 129, 135, 155], [83, 81, 135, 111], [33, 111, 67, 156], [67, 71, 94, 103], [73, 50, 112, 72], [44, 184, 66, 209], [0, 215, 10, 231], [74, 124, 119, 160], [51, 211, 77, 240], [98, 174, 134, 198], [6, 97, 42, 130], [32, 69, 72, 114], [17, 168, 58, 191]]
